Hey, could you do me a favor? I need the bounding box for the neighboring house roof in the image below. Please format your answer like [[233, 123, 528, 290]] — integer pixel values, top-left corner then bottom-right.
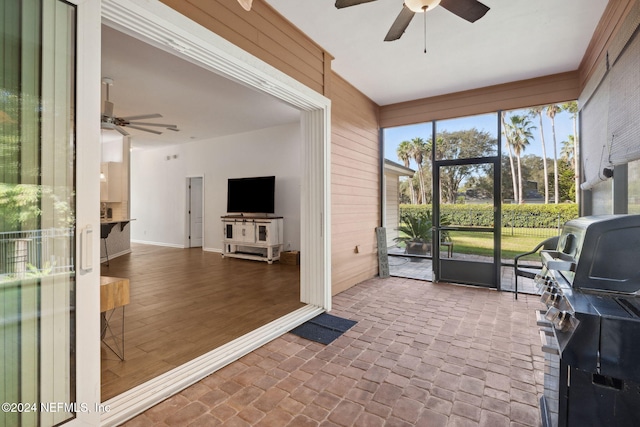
[[384, 159, 415, 177]]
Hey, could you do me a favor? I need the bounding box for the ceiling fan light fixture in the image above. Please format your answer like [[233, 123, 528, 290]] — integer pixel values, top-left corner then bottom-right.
[[404, 0, 441, 13], [237, 0, 253, 11]]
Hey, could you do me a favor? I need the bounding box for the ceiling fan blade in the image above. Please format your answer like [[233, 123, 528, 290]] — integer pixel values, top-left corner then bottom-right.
[[384, 5, 415, 42], [101, 122, 130, 136], [119, 113, 162, 121], [335, 0, 377, 8], [237, 0, 252, 11], [127, 121, 178, 128], [440, 0, 489, 23], [113, 125, 130, 136], [126, 124, 163, 135], [103, 100, 114, 117]]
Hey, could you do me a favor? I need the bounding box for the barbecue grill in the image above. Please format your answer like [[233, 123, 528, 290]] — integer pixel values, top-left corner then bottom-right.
[[535, 214, 640, 427]]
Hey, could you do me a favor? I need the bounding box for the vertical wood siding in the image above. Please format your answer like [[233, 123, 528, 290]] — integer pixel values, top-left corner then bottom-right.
[[331, 73, 381, 294]]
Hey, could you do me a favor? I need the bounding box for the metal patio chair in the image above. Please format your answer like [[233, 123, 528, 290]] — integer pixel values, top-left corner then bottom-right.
[[513, 235, 559, 299]]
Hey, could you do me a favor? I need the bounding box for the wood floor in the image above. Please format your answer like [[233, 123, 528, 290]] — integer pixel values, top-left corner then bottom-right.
[[100, 244, 302, 401]]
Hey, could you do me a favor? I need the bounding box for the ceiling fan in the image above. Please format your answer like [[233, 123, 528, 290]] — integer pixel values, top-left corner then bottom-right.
[[335, 0, 490, 42], [101, 77, 179, 136]]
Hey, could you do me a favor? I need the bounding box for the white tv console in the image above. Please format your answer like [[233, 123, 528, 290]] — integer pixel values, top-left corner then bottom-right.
[[221, 215, 283, 264]]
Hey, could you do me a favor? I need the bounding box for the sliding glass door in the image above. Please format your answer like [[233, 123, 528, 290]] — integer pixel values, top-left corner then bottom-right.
[[0, 1, 95, 425]]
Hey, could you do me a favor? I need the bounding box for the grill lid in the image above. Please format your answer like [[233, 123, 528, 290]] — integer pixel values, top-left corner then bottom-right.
[[553, 215, 640, 294]]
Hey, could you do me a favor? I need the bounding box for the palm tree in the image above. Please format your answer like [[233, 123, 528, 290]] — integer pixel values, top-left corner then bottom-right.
[[410, 137, 428, 204], [561, 101, 579, 204], [397, 140, 416, 204], [505, 114, 535, 204], [501, 112, 519, 203], [561, 135, 575, 162], [546, 104, 561, 203], [528, 105, 550, 204]]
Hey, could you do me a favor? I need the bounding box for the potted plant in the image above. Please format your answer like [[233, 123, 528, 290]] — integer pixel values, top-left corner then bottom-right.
[[395, 211, 433, 256]]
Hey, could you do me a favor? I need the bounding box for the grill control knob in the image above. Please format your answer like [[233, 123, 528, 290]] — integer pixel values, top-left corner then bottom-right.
[[555, 311, 573, 332], [541, 290, 559, 307], [544, 308, 575, 332]]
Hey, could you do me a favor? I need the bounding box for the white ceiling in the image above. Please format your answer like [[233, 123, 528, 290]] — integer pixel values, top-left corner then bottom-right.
[[102, 0, 608, 148], [265, 0, 609, 105], [101, 25, 301, 148]]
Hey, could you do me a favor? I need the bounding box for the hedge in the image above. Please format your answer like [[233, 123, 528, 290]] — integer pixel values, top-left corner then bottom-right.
[[400, 203, 579, 229]]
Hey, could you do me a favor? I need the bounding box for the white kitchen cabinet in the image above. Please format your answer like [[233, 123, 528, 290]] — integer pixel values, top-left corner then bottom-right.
[[100, 162, 122, 202]]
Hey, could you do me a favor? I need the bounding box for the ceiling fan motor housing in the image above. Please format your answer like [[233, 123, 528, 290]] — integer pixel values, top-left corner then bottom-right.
[[405, 0, 441, 13]]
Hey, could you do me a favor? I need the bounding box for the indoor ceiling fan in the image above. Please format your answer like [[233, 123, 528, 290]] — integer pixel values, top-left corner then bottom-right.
[[101, 77, 179, 136], [335, 0, 490, 42]]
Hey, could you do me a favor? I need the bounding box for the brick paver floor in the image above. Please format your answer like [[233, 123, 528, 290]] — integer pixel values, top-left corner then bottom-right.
[[123, 276, 545, 426]]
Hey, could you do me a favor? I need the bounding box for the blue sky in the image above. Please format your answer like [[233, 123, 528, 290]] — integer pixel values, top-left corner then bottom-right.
[[383, 108, 576, 168]]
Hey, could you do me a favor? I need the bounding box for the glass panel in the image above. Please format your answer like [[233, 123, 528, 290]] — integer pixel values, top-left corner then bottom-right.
[[592, 180, 613, 215], [1, 1, 76, 426], [500, 104, 579, 203], [629, 159, 640, 214], [435, 113, 498, 161], [383, 123, 433, 207], [439, 164, 494, 208], [442, 230, 494, 261]]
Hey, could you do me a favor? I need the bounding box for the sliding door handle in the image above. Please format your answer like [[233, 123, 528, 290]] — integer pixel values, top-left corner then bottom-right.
[[81, 225, 93, 271]]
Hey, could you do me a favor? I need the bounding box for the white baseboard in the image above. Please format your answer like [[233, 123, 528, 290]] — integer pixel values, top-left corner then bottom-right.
[[203, 247, 222, 253], [130, 239, 184, 249], [100, 248, 131, 263]]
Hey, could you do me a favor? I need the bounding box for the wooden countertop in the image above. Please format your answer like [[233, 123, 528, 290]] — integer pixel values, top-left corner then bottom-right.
[[100, 218, 135, 224]]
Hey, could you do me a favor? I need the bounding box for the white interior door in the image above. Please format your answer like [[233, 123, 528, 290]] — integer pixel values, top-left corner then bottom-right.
[[188, 177, 203, 247]]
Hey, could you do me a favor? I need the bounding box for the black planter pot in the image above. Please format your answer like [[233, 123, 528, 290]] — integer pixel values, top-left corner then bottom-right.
[[405, 241, 431, 258]]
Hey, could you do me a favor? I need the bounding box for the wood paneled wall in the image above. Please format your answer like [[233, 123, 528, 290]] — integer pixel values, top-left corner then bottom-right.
[[379, 71, 580, 128], [330, 73, 381, 294], [159, 0, 332, 95]]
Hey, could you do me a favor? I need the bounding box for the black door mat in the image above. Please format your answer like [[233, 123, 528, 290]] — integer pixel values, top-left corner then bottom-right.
[[290, 313, 357, 345]]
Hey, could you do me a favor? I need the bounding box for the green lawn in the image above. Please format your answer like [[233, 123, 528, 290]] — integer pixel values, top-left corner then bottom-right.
[[395, 227, 558, 261], [452, 230, 554, 261]]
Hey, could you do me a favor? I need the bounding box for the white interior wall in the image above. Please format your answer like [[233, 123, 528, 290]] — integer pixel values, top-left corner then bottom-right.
[[101, 134, 124, 162], [130, 122, 302, 250]]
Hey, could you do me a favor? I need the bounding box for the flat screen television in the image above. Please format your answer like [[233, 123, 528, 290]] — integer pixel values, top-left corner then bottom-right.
[[226, 176, 275, 214]]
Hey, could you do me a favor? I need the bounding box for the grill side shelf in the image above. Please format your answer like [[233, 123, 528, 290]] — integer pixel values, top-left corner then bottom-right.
[[541, 250, 576, 272], [537, 309, 553, 327], [539, 327, 560, 355]]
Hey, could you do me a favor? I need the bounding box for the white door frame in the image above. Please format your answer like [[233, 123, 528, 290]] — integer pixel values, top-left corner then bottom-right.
[[99, 0, 331, 425], [72, 0, 103, 425], [185, 176, 204, 248]]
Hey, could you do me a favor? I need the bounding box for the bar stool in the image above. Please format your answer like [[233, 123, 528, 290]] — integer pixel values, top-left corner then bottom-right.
[[101, 223, 116, 266]]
